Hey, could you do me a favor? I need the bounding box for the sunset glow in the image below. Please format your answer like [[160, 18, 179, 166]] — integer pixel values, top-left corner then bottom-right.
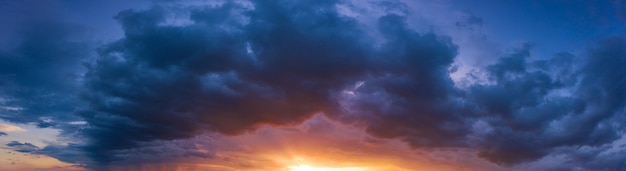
[[288, 165, 368, 171]]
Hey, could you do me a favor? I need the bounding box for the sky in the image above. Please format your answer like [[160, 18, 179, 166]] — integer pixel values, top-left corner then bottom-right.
[[0, 0, 625, 170]]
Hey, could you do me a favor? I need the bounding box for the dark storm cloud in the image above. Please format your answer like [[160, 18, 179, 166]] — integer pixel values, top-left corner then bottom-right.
[[76, 0, 473, 165], [465, 47, 574, 165], [466, 37, 626, 166], [2, 0, 626, 169], [79, 0, 372, 163], [6, 141, 40, 153], [578, 37, 626, 116], [0, 0, 88, 124], [336, 14, 468, 148], [73, 0, 626, 168]]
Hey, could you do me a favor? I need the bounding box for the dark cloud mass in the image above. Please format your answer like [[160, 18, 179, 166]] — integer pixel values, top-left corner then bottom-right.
[[467, 38, 626, 166], [2, 0, 626, 170], [0, 0, 88, 125], [79, 0, 387, 162], [78, 1, 476, 164], [75, 0, 626, 168]]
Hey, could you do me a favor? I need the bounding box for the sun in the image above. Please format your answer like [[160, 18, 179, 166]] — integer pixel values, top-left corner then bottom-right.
[[289, 165, 318, 171], [288, 165, 367, 171]]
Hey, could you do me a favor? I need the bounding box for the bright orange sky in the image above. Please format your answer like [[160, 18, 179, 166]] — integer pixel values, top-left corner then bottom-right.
[[94, 115, 500, 171]]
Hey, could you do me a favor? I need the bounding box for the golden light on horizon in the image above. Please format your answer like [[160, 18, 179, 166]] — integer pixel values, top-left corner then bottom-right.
[[288, 165, 368, 171], [121, 115, 486, 171]]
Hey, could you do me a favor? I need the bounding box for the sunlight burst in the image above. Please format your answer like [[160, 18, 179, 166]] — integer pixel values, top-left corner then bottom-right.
[[288, 165, 367, 171]]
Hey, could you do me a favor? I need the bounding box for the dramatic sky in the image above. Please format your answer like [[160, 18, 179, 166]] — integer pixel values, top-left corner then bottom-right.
[[1, 0, 626, 170]]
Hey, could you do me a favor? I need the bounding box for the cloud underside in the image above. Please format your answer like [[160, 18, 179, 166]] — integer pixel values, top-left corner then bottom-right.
[[1, 0, 625, 169]]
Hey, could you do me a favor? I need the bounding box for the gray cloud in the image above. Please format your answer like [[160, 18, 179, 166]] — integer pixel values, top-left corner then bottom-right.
[[6, 141, 40, 153], [464, 37, 626, 166]]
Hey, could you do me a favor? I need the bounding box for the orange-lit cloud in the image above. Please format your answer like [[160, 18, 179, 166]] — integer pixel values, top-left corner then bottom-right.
[[104, 115, 500, 171]]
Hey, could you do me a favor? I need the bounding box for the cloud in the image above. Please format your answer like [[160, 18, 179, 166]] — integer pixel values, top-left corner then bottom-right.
[[514, 134, 626, 170], [0, 123, 26, 132], [1, 0, 626, 170], [336, 14, 467, 148], [6, 141, 40, 153], [463, 48, 571, 165], [35, 144, 91, 167], [74, 0, 475, 165], [70, 0, 626, 168], [462, 37, 626, 166], [78, 0, 367, 162], [0, 131, 7, 136], [0, 0, 88, 125]]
